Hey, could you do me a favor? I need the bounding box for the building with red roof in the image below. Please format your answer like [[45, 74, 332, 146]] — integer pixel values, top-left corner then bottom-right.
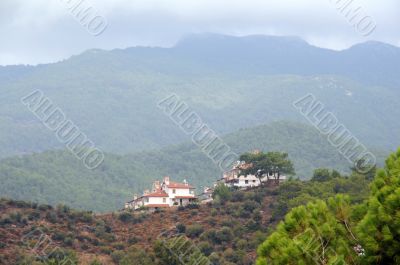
[[125, 176, 197, 210]]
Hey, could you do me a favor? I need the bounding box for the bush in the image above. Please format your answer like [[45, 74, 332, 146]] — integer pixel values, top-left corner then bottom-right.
[[52, 231, 66, 241], [213, 183, 232, 203], [190, 210, 198, 216], [38, 204, 52, 211], [198, 241, 213, 256], [186, 224, 204, 238], [216, 227, 233, 243], [100, 246, 113, 255], [311, 168, 333, 182], [210, 208, 218, 217], [128, 236, 140, 244], [186, 203, 200, 209], [118, 212, 133, 222], [63, 236, 74, 247], [176, 223, 186, 233], [28, 210, 41, 221], [45, 212, 57, 223], [111, 250, 125, 264]]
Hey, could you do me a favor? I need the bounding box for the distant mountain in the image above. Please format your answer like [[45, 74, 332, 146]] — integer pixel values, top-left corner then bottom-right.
[[0, 121, 389, 212], [0, 34, 399, 159], [174, 34, 400, 87]]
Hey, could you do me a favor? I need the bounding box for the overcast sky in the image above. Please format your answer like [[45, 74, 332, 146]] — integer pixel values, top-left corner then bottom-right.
[[1, 0, 399, 65]]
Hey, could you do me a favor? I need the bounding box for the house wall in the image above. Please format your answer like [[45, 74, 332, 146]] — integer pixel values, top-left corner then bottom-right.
[[165, 187, 194, 197], [144, 196, 168, 205]]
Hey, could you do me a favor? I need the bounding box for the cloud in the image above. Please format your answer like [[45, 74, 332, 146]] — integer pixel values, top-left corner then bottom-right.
[[0, 0, 398, 65]]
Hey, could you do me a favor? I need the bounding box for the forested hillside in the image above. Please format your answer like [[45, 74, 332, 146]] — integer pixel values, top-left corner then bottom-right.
[[0, 121, 388, 212], [0, 167, 373, 265], [0, 35, 399, 159]]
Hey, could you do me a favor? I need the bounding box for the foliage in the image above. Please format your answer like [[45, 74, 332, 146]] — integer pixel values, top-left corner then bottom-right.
[[186, 224, 204, 238], [311, 168, 338, 182], [258, 148, 400, 265], [240, 151, 295, 182], [356, 148, 400, 264], [212, 183, 232, 203], [154, 237, 210, 265], [257, 195, 358, 265], [118, 246, 155, 265], [0, 121, 388, 212]]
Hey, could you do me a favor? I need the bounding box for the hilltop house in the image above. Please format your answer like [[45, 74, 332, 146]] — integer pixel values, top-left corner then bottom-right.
[[125, 176, 196, 210], [218, 161, 286, 189], [199, 187, 214, 204]]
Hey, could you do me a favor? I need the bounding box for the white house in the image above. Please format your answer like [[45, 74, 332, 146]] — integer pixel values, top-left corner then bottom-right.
[[125, 176, 197, 210], [199, 187, 214, 204], [219, 161, 286, 189]]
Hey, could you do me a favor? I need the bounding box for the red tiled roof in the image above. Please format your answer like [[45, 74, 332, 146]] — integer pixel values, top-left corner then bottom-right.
[[167, 182, 195, 189], [174, 196, 196, 199], [143, 191, 169, 197], [144, 204, 170, 208]]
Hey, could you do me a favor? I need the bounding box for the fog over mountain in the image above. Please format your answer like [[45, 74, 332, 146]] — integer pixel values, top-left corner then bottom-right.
[[0, 0, 399, 65]]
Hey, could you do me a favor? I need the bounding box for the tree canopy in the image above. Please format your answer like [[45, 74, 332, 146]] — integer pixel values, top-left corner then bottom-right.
[[356, 149, 400, 264], [257, 147, 400, 265], [239, 151, 295, 183]]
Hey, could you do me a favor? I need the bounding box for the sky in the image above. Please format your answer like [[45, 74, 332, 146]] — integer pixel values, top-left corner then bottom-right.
[[0, 0, 399, 65]]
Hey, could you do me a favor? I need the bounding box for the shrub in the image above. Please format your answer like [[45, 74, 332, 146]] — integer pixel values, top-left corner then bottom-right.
[[176, 223, 186, 233], [28, 210, 41, 221], [111, 250, 125, 264], [186, 203, 200, 209], [190, 210, 198, 216], [52, 231, 66, 241], [186, 224, 204, 238], [63, 236, 74, 247], [45, 212, 57, 223], [118, 212, 133, 223], [210, 208, 218, 216], [100, 246, 113, 255], [198, 241, 213, 256], [38, 204, 52, 211], [243, 200, 260, 212], [128, 236, 140, 244], [113, 242, 125, 250], [216, 227, 233, 243], [213, 183, 232, 203]]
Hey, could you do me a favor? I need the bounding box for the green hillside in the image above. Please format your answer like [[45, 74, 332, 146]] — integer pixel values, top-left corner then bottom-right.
[[0, 35, 399, 159], [0, 121, 388, 212]]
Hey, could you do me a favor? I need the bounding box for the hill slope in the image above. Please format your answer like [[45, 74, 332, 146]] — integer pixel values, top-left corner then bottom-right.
[[0, 34, 399, 158], [0, 121, 388, 212], [0, 171, 372, 265]]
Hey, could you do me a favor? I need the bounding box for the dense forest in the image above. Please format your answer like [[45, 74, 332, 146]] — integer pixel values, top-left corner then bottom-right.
[[0, 121, 388, 212], [1, 35, 400, 159]]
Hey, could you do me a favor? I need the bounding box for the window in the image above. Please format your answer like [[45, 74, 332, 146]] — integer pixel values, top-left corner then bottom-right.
[[163, 198, 166, 203], [145, 198, 149, 203], [173, 189, 176, 194], [253, 180, 256, 183], [245, 180, 249, 184]]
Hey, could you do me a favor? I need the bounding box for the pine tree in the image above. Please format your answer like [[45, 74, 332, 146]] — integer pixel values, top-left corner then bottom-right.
[[256, 195, 358, 265], [356, 148, 400, 264]]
